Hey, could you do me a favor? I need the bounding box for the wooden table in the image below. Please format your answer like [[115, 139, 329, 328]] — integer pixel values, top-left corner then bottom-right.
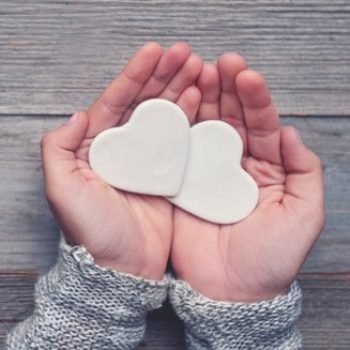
[[1, 1, 349, 349]]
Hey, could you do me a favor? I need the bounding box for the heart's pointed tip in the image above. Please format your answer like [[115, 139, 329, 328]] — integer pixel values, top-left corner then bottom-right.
[[168, 183, 259, 224]]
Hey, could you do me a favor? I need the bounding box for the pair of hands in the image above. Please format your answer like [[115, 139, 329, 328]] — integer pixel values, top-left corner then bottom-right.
[[41, 42, 324, 302]]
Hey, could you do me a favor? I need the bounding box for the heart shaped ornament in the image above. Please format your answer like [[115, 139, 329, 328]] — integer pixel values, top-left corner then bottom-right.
[[89, 99, 190, 196], [167, 121, 259, 224]]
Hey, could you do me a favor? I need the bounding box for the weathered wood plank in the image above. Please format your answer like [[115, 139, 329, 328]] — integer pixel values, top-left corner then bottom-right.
[[0, 115, 349, 272], [298, 274, 350, 349], [0, 0, 349, 115], [1, 273, 349, 349], [0, 273, 37, 321]]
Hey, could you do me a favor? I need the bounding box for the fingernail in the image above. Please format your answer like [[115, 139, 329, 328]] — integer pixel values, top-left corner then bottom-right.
[[67, 112, 79, 124]]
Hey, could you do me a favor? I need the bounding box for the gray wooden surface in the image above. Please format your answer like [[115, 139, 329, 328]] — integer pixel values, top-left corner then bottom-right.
[[0, 1, 349, 349], [1, 0, 349, 115]]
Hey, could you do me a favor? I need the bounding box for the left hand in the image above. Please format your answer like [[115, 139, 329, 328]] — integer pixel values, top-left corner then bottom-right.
[[171, 54, 325, 302], [41, 42, 202, 280]]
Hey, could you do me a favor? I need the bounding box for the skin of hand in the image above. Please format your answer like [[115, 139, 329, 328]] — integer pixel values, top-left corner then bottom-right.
[[171, 55, 325, 302], [41, 42, 203, 280]]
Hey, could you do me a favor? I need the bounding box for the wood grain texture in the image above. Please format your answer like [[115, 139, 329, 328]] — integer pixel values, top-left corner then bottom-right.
[[1, 273, 349, 349], [0, 115, 349, 272], [0, 0, 349, 115]]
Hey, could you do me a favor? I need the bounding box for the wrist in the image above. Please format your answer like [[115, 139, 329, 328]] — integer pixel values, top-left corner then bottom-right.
[[175, 270, 289, 303], [62, 232, 168, 281], [94, 257, 166, 281]]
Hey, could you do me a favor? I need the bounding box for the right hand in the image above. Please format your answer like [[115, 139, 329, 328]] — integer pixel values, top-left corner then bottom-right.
[[41, 42, 203, 280], [171, 55, 325, 302]]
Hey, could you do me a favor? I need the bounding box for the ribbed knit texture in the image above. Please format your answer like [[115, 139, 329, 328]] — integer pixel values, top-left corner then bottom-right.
[[6, 240, 168, 350], [169, 277, 302, 350]]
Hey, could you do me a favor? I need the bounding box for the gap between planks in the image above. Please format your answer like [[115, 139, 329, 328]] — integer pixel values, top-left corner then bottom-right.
[[1, 113, 350, 119]]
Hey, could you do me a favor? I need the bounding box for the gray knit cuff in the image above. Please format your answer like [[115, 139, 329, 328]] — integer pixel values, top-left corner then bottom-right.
[[7, 241, 168, 350], [169, 277, 302, 350]]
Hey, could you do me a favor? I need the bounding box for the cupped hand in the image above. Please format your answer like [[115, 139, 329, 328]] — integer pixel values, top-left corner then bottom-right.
[[41, 42, 202, 280], [171, 54, 325, 301]]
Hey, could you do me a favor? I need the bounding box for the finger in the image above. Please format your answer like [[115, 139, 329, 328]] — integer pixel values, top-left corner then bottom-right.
[[41, 112, 88, 197], [118, 42, 192, 125], [196, 63, 220, 122], [217, 53, 248, 153], [159, 53, 203, 102], [236, 70, 282, 164], [86, 42, 162, 137], [176, 85, 201, 125], [133, 42, 191, 104], [281, 126, 323, 200], [281, 126, 325, 241]]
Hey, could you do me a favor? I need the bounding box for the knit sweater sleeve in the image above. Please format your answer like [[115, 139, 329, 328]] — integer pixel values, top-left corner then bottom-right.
[[169, 277, 302, 350], [6, 240, 168, 350]]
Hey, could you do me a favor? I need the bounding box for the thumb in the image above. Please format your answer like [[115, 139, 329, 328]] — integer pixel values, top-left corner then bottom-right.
[[281, 126, 324, 227], [41, 111, 89, 196], [281, 126, 321, 174]]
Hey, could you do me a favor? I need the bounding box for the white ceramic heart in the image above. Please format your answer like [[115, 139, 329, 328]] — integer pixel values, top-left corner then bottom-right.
[[89, 99, 190, 196], [167, 121, 259, 224]]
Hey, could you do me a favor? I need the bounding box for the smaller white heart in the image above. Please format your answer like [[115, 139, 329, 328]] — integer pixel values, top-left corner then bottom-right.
[[89, 99, 190, 196], [168, 121, 259, 224]]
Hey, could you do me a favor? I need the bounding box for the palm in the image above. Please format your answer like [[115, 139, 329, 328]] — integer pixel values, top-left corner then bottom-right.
[[173, 158, 291, 301], [171, 56, 324, 301], [62, 154, 172, 279]]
